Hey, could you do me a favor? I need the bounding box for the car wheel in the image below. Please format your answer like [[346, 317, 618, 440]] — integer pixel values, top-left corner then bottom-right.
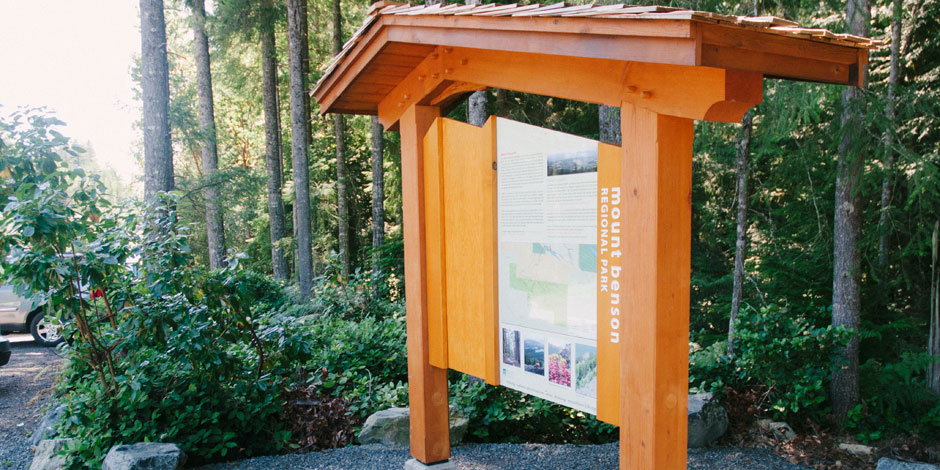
[[30, 311, 64, 347]]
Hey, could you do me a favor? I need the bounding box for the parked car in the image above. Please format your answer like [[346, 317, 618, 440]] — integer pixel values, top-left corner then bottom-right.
[[0, 284, 63, 346], [0, 333, 10, 366]]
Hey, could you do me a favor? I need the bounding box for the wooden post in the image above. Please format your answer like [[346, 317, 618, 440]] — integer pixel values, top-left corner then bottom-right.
[[400, 104, 452, 465], [619, 101, 693, 470]]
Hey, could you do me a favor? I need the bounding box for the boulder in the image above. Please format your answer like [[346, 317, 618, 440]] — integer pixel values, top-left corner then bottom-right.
[[29, 438, 72, 470], [358, 407, 410, 446], [876, 458, 940, 470], [756, 419, 797, 442], [358, 406, 469, 447], [839, 443, 874, 456], [101, 443, 185, 470], [30, 404, 67, 447], [687, 392, 728, 448], [927, 447, 940, 463], [449, 407, 469, 445]]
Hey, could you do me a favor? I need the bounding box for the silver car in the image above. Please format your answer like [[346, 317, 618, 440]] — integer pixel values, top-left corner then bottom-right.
[[0, 284, 63, 346]]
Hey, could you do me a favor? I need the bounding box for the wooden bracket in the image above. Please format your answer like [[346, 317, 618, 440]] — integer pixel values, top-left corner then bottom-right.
[[378, 47, 447, 129], [379, 46, 761, 127], [620, 62, 763, 123]]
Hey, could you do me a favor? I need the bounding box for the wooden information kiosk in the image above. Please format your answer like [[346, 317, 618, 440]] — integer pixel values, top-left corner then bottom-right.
[[312, 4, 876, 468]]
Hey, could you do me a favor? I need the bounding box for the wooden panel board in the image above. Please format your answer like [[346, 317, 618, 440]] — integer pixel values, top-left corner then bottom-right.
[[424, 118, 447, 369], [620, 101, 692, 470], [440, 118, 499, 384]]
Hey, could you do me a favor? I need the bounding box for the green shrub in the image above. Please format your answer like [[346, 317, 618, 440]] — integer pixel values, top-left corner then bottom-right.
[[689, 339, 733, 394], [845, 354, 940, 443], [449, 374, 617, 444], [689, 305, 850, 422], [53, 233, 313, 467], [301, 309, 410, 419], [730, 305, 849, 419], [0, 117, 311, 468]]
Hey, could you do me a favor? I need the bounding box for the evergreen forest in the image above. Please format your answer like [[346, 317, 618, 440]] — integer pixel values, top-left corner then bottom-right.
[[1, 0, 939, 468]]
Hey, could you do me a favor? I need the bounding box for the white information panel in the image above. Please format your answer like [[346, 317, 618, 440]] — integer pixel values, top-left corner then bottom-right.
[[496, 118, 598, 414]]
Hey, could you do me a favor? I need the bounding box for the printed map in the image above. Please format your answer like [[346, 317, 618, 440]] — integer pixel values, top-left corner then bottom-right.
[[499, 241, 597, 340]]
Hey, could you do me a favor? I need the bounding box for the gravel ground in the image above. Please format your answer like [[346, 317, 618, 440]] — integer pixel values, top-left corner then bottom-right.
[[0, 334, 63, 469], [198, 443, 809, 470]]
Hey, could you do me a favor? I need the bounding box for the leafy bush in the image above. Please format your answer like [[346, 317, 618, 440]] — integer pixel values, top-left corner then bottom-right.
[[845, 354, 940, 443], [1, 112, 313, 467], [689, 339, 734, 394], [291, 292, 616, 445], [51, 217, 313, 467], [300, 306, 409, 419], [690, 305, 849, 422], [449, 375, 616, 444], [731, 305, 849, 419]]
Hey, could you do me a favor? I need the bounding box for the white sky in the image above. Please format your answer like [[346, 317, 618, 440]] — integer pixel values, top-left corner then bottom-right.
[[0, 0, 142, 187]]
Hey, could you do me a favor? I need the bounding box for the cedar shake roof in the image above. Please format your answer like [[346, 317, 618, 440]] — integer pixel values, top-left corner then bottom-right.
[[313, 1, 879, 117]]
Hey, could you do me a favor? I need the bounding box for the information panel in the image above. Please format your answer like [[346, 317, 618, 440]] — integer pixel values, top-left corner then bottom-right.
[[496, 119, 599, 414]]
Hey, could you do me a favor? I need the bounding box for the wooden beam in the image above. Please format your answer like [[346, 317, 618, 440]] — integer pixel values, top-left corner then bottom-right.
[[386, 25, 699, 69], [382, 15, 695, 40], [702, 44, 851, 85], [700, 24, 860, 65], [401, 104, 451, 465], [620, 101, 692, 470]]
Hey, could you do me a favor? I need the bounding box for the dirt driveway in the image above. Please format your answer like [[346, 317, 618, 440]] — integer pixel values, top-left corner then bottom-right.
[[0, 334, 63, 469]]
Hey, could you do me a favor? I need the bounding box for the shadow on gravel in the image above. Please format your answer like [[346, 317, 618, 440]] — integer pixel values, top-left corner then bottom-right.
[[197, 443, 810, 470]]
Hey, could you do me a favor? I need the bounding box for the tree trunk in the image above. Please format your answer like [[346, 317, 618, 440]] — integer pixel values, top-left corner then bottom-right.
[[371, 116, 385, 291], [261, 0, 289, 280], [140, 0, 174, 201], [728, 0, 759, 357], [878, 0, 902, 269], [468, 91, 488, 126], [333, 0, 351, 280], [191, 0, 225, 269], [464, 0, 485, 123], [728, 110, 753, 357], [929, 221, 939, 394], [598, 105, 621, 145], [287, 0, 314, 295], [300, 0, 313, 148], [831, 0, 870, 426], [334, 116, 350, 279]]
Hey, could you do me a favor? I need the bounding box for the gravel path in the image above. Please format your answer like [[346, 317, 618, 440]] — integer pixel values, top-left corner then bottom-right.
[[198, 443, 809, 470], [0, 335, 63, 469]]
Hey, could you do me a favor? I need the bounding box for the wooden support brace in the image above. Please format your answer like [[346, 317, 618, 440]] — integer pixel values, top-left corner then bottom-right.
[[620, 101, 693, 470], [400, 104, 451, 465], [379, 47, 762, 128]]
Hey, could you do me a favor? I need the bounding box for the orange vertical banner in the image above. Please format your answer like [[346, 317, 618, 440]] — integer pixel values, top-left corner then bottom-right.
[[596, 142, 623, 426]]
